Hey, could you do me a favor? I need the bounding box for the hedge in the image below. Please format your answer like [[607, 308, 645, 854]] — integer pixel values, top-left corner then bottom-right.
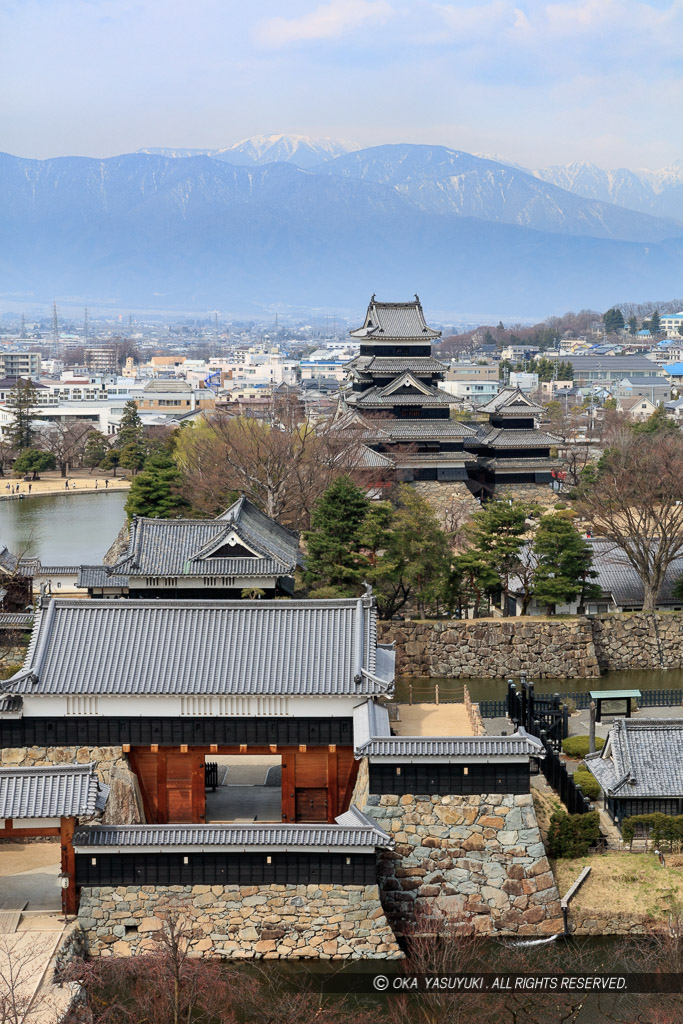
[[573, 767, 601, 800], [562, 735, 606, 759], [621, 813, 683, 849], [547, 810, 601, 858]]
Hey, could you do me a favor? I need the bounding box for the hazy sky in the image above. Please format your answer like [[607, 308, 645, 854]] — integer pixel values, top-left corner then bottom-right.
[[2, 0, 682, 169]]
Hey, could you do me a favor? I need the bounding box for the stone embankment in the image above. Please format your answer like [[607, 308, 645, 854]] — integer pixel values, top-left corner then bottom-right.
[[78, 884, 402, 959], [363, 792, 562, 936], [380, 611, 683, 679]]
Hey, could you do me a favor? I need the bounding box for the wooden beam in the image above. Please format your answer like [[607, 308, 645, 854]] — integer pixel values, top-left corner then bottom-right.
[[327, 745, 338, 822], [60, 817, 77, 916], [156, 748, 167, 825], [281, 749, 296, 823], [269, 744, 278, 754], [210, 744, 218, 754]]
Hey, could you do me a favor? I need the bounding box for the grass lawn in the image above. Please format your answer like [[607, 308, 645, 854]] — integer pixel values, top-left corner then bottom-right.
[[552, 852, 683, 920]]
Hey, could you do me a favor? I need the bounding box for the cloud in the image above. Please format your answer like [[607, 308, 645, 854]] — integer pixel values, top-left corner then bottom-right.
[[256, 0, 394, 48]]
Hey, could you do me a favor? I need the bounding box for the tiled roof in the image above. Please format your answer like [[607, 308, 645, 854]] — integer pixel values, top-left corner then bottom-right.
[[12, 594, 393, 697], [0, 694, 22, 714], [73, 806, 393, 852], [584, 540, 683, 608], [103, 497, 299, 579], [474, 427, 559, 448], [479, 457, 562, 470], [77, 567, 130, 589], [585, 719, 683, 798], [477, 387, 543, 416], [0, 547, 19, 574], [360, 418, 476, 440], [355, 445, 395, 469], [347, 356, 448, 375], [358, 731, 545, 760], [348, 385, 453, 407], [350, 297, 441, 341], [0, 763, 100, 819], [0, 613, 33, 628]]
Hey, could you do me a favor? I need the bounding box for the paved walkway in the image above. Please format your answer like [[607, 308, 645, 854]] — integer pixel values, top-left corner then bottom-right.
[[0, 864, 62, 914], [0, 471, 129, 501], [393, 702, 474, 737]]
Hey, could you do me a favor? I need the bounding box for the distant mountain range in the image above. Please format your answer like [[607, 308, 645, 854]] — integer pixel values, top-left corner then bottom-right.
[[139, 134, 360, 169], [533, 161, 683, 222], [2, 135, 683, 314]]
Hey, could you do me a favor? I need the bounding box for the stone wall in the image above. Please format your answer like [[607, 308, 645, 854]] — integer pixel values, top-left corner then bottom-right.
[[78, 884, 402, 959], [362, 791, 563, 937], [569, 910, 657, 936], [380, 611, 683, 679], [0, 746, 144, 823], [493, 482, 561, 508], [0, 745, 126, 782], [411, 481, 480, 529], [380, 618, 601, 678]]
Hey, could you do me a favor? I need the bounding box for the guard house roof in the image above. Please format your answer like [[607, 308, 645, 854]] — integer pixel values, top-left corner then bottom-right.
[[350, 297, 441, 341], [585, 719, 683, 798], [10, 594, 394, 697], [0, 763, 100, 818], [78, 496, 299, 584], [352, 700, 544, 761], [73, 806, 393, 854]]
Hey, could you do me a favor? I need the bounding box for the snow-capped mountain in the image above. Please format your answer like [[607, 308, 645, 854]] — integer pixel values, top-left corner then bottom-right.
[[140, 134, 360, 169], [534, 160, 683, 221]]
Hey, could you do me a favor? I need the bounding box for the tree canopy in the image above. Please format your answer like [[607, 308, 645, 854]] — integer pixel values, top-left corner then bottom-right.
[[125, 452, 190, 520]]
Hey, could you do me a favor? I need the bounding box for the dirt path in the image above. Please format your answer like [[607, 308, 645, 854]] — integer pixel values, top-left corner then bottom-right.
[[0, 470, 129, 500]]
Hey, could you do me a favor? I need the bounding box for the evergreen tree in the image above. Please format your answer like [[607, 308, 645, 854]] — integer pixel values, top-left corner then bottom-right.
[[603, 307, 625, 334], [557, 360, 574, 381], [5, 379, 37, 450], [13, 448, 56, 480], [100, 447, 121, 477], [125, 453, 190, 519], [303, 476, 370, 594], [83, 430, 109, 469], [632, 405, 678, 435], [455, 500, 536, 616], [628, 315, 638, 335], [113, 400, 146, 473], [531, 515, 600, 614], [650, 310, 661, 335], [362, 488, 452, 618]]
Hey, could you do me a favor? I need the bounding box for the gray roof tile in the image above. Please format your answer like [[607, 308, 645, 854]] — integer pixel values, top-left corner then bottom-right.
[[0, 763, 99, 818], [73, 806, 393, 851], [359, 733, 545, 759], [360, 418, 476, 440], [585, 719, 683, 798], [478, 387, 543, 416], [350, 298, 441, 341], [12, 594, 393, 697]]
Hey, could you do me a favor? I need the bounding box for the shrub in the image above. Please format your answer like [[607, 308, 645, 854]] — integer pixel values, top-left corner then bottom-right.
[[547, 810, 601, 858], [573, 766, 601, 800], [621, 813, 683, 850], [562, 735, 605, 758], [554, 501, 567, 510]]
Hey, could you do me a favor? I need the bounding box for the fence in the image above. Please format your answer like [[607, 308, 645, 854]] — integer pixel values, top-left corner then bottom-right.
[[205, 761, 218, 791], [478, 687, 683, 717], [537, 734, 593, 816]]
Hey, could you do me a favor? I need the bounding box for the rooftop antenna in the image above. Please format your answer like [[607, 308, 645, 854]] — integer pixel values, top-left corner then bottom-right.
[[52, 301, 59, 345]]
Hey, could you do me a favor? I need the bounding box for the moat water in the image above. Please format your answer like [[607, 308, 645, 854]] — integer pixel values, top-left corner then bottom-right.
[[0, 490, 127, 564]]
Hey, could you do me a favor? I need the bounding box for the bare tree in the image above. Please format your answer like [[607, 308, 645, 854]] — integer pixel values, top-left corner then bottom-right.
[[576, 430, 683, 610], [38, 421, 93, 477], [176, 394, 365, 528], [0, 934, 59, 1024]]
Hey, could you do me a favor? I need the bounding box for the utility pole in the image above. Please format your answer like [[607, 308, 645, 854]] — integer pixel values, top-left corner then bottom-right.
[[52, 301, 59, 346]]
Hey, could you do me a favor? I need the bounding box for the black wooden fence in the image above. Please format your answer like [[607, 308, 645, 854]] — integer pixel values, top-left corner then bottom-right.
[[537, 734, 593, 816], [479, 686, 683, 717], [205, 761, 218, 791]]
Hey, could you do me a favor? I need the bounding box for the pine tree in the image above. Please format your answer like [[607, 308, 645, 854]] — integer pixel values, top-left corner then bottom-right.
[[5, 379, 37, 450], [628, 315, 638, 335], [114, 399, 146, 472], [303, 476, 370, 594], [83, 431, 109, 469], [456, 500, 536, 616], [650, 310, 661, 335], [531, 515, 600, 614], [603, 307, 625, 334], [125, 453, 190, 519]]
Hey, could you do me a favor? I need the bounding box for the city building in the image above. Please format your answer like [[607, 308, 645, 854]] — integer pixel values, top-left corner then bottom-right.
[[660, 311, 683, 338], [0, 352, 41, 377]]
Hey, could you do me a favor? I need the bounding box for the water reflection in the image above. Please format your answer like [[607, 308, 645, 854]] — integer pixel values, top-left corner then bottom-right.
[[0, 492, 127, 564]]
